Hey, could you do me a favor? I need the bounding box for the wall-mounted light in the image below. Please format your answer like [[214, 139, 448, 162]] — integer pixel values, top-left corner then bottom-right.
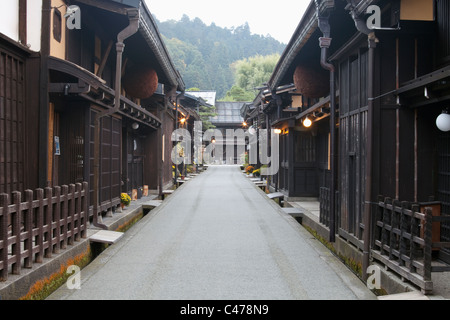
[[64, 83, 71, 96], [132, 122, 139, 130], [303, 116, 312, 128], [274, 128, 282, 134], [436, 109, 450, 132], [242, 121, 248, 127], [180, 118, 186, 125], [424, 87, 430, 99], [211, 138, 216, 144]]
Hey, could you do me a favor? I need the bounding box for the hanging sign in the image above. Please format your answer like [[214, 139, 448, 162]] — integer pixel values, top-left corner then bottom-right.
[[55, 136, 61, 155]]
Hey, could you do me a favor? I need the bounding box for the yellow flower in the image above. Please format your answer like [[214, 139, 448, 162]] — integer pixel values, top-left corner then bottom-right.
[[120, 193, 131, 206]]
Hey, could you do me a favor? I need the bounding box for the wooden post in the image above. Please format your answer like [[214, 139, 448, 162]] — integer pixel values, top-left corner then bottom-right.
[[45, 187, 53, 258], [61, 185, 68, 249], [75, 183, 82, 242], [69, 184, 76, 245], [82, 182, 89, 239], [389, 200, 400, 261], [54, 186, 61, 253], [374, 196, 384, 249], [410, 204, 420, 273], [0, 193, 9, 281], [24, 190, 33, 268], [36, 189, 44, 263], [399, 201, 408, 267], [423, 207, 433, 282], [12, 192, 21, 274], [381, 197, 392, 256]]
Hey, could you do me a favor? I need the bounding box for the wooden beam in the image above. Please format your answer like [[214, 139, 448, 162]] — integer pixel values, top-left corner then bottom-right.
[[74, 0, 129, 15], [96, 40, 114, 78], [48, 83, 91, 94], [39, 0, 51, 188], [19, 0, 27, 45]]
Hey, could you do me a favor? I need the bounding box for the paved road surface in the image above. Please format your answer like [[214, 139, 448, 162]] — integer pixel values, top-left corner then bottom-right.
[[48, 165, 376, 300]]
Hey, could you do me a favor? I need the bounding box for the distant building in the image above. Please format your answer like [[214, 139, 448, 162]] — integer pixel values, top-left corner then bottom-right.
[[186, 90, 216, 107], [211, 101, 247, 164], [183, 91, 248, 164]]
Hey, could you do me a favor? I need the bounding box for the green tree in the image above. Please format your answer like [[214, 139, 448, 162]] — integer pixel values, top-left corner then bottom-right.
[[222, 85, 255, 102], [198, 104, 217, 131], [233, 54, 280, 92], [223, 54, 280, 101], [155, 16, 285, 99]]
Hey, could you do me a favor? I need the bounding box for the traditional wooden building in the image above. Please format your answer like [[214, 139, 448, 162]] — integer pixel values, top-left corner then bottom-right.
[[0, 1, 43, 196], [1, 0, 184, 225], [261, 0, 450, 292], [210, 101, 246, 164], [47, 0, 185, 223], [258, 0, 345, 200], [174, 92, 202, 176]]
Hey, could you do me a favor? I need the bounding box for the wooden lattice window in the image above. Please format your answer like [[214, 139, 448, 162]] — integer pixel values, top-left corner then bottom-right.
[[0, 50, 25, 194]]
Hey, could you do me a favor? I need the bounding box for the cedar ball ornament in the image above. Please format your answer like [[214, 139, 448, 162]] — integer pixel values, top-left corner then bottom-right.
[[293, 64, 329, 98], [122, 66, 159, 99]]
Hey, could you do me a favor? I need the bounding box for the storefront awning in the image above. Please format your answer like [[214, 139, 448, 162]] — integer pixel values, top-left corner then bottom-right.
[[48, 56, 161, 129]]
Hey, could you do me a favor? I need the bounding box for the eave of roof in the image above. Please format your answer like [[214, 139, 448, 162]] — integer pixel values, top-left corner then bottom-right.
[[81, 0, 184, 91], [138, 1, 185, 91], [267, 0, 335, 91]]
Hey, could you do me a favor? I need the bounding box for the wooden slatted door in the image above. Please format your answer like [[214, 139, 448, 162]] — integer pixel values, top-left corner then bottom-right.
[[89, 109, 121, 209], [338, 48, 369, 244], [57, 106, 86, 186], [122, 129, 145, 199], [0, 48, 25, 194], [278, 133, 288, 191], [294, 131, 318, 197]]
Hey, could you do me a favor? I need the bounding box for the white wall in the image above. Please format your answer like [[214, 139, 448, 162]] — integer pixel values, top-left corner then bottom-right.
[[0, 0, 20, 42], [27, 0, 42, 51], [0, 0, 42, 52]]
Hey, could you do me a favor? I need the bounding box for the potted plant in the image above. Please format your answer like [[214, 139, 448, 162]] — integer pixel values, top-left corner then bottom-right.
[[245, 165, 254, 175], [120, 193, 131, 210]]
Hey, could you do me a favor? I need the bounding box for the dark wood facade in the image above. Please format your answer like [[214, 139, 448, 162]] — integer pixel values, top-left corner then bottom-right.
[[0, 0, 184, 224], [253, 0, 450, 290], [45, 0, 184, 217], [0, 33, 40, 196], [0, 37, 27, 195]]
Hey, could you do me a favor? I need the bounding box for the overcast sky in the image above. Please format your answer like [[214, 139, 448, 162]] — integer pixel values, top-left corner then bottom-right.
[[144, 0, 310, 44]]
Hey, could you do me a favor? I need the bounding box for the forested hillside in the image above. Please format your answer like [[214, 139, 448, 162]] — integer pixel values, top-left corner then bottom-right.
[[155, 15, 286, 99]]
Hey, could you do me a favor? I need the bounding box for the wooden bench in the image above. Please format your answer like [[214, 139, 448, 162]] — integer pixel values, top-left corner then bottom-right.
[[282, 207, 304, 219], [89, 230, 124, 245], [142, 200, 163, 210], [161, 190, 174, 200], [267, 192, 285, 207], [254, 181, 266, 190]]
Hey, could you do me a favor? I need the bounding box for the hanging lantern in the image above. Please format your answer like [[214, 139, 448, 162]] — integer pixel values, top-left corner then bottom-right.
[[293, 64, 329, 98], [122, 66, 159, 99], [303, 116, 312, 128], [436, 110, 450, 132]]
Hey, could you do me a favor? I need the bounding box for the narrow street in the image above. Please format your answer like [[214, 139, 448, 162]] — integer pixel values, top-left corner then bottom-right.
[[48, 165, 375, 300]]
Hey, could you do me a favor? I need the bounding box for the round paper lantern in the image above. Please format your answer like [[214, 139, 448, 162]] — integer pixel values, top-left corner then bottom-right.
[[293, 64, 329, 98], [436, 111, 450, 132], [122, 67, 159, 99]]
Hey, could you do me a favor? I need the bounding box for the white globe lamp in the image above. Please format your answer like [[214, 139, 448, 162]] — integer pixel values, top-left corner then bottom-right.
[[436, 110, 450, 132]]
